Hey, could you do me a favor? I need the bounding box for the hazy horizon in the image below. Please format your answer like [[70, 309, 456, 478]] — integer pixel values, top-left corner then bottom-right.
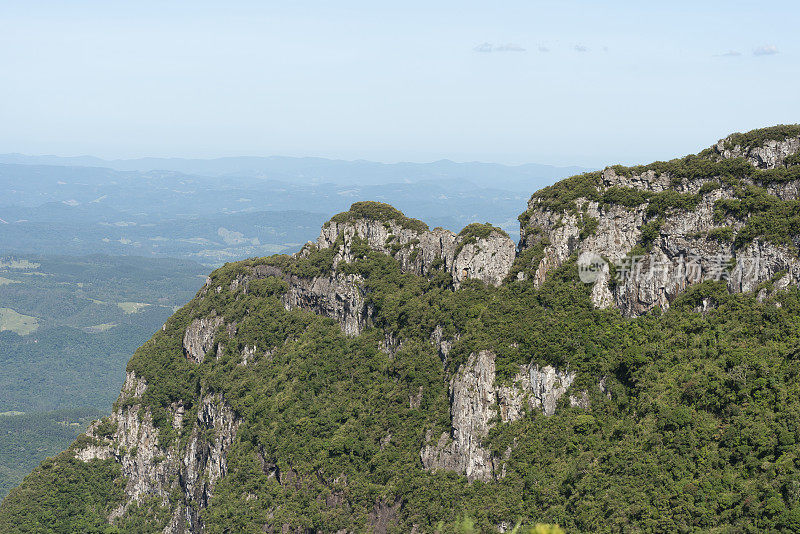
[[0, 150, 593, 169]]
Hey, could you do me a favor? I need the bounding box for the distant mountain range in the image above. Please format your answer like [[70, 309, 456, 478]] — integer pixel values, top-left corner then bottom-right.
[[0, 153, 589, 191], [0, 155, 590, 263]]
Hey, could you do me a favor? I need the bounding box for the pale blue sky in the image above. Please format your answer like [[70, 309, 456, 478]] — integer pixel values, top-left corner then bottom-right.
[[0, 1, 797, 166]]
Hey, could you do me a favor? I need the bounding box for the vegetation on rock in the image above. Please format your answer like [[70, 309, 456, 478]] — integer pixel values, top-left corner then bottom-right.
[[454, 223, 510, 256], [4, 235, 800, 531], [327, 201, 430, 233], [720, 124, 800, 151], [523, 126, 800, 255], [2, 125, 800, 532]]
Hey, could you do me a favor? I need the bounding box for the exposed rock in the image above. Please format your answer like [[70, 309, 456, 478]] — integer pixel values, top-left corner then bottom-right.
[[183, 315, 224, 363], [317, 215, 515, 288], [281, 272, 372, 336], [451, 231, 516, 289], [712, 133, 800, 169], [430, 325, 457, 365], [122, 369, 147, 399], [240, 345, 256, 365], [497, 364, 576, 419], [230, 215, 514, 340], [231, 264, 372, 337], [172, 395, 240, 532], [521, 159, 800, 316], [380, 331, 404, 356], [421, 352, 581, 482], [74, 374, 239, 534], [421, 351, 497, 482], [569, 391, 591, 410], [409, 386, 424, 409], [729, 240, 800, 294], [318, 218, 457, 277], [217, 212, 514, 342], [367, 499, 402, 534]]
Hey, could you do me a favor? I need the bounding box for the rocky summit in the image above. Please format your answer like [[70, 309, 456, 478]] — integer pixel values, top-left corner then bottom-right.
[[2, 125, 800, 533]]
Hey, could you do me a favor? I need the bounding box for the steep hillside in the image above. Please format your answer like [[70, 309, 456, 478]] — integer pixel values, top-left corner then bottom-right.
[[2, 126, 800, 533], [519, 124, 800, 316]]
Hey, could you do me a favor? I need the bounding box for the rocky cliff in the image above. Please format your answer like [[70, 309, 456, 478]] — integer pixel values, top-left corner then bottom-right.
[[518, 125, 800, 316], [420, 351, 584, 482], [315, 204, 516, 289], [3, 125, 800, 533], [76, 371, 239, 533]]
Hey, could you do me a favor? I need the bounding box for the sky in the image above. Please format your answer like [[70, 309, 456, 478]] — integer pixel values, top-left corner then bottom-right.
[[0, 1, 798, 167]]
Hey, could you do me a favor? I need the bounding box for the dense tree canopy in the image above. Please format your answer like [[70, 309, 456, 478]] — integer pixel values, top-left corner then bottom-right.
[[3, 237, 799, 532]]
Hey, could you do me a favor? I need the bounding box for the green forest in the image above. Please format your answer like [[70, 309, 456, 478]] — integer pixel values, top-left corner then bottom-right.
[[0, 409, 103, 501], [3, 231, 800, 532], [2, 126, 800, 532], [0, 254, 206, 501]]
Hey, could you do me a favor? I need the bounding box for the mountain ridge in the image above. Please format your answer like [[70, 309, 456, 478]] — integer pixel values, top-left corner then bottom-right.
[[1, 125, 800, 533], [0, 154, 590, 192]]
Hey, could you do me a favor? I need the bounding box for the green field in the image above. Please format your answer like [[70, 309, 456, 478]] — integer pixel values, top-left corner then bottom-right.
[[0, 307, 38, 335], [117, 301, 150, 314]]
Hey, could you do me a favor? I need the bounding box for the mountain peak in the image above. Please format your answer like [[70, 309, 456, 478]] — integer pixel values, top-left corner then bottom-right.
[[707, 124, 800, 169], [519, 124, 800, 315], [315, 202, 515, 291]]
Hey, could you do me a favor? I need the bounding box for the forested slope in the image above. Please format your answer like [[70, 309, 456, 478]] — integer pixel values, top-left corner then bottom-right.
[[2, 126, 800, 533]]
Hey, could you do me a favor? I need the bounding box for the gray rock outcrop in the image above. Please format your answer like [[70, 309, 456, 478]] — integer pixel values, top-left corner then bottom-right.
[[229, 263, 373, 337], [317, 216, 516, 288], [711, 133, 800, 169], [74, 371, 239, 534], [281, 272, 372, 336], [224, 212, 516, 339], [451, 232, 517, 288], [183, 315, 224, 363], [497, 364, 577, 419], [520, 133, 800, 316], [421, 351, 497, 482], [421, 351, 583, 482]]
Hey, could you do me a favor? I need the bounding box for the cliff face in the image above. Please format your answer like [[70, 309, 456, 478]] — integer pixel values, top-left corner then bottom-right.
[[317, 213, 516, 289], [59, 203, 580, 528], [4, 126, 800, 533], [712, 134, 800, 169], [420, 352, 584, 482], [63, 127, 800, 527], [519, 128, 800, 316], [76, 372, 239, 533]]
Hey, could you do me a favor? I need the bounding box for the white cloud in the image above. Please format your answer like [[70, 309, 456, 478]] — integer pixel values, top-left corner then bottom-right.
[[574, 45, 589, 53], [494, 43, 525, 52], [753, 45, 779, 56], [474, 42, 526, 53]]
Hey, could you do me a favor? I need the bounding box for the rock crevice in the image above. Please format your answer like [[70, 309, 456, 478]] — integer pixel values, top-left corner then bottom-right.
[[318, 216, 516, 288], [75, 372, 239, 534], [421, 352, 583, 482]]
